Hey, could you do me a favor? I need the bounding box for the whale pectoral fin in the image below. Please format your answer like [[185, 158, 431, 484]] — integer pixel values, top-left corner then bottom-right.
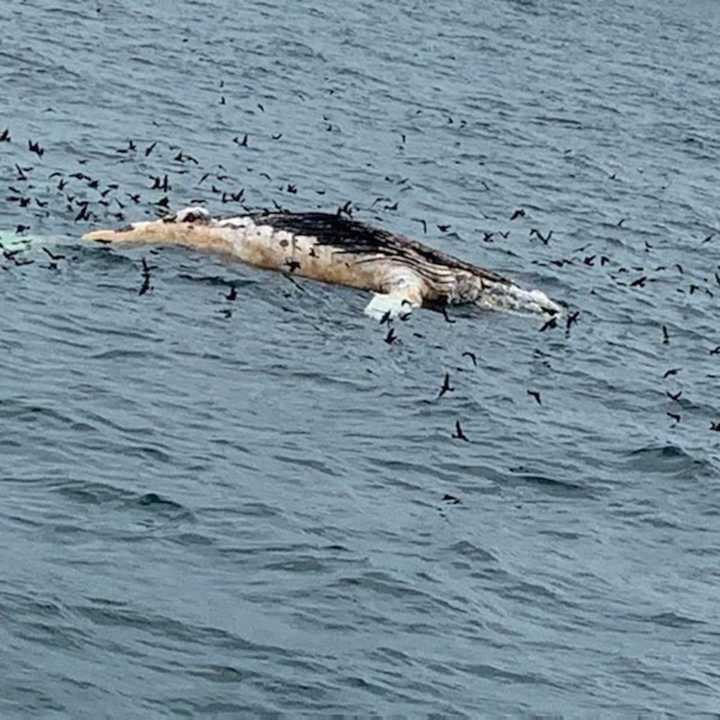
[[364, 292, 416, 320], [364, 271, 424, 320]]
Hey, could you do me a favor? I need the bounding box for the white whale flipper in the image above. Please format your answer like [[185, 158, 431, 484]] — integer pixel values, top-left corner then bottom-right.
[[364, 292, 415, 320], [364, 270, 424, 320]]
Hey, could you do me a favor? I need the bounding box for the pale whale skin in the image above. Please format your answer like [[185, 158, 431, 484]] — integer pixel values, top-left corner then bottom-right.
[[82, 207, 561, 319]]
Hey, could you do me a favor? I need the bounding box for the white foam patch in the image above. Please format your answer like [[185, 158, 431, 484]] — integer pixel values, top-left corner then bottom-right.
[[474, 281, 562, 316], [0, 231, 47, 251], [176, 206, 210, 223]]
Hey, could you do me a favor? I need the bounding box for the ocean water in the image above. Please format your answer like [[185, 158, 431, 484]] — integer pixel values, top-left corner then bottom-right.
[[1, 0, 720, 717]]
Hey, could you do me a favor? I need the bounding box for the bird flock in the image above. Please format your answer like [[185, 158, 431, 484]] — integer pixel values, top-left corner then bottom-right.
[[2, 117, 719, 450]]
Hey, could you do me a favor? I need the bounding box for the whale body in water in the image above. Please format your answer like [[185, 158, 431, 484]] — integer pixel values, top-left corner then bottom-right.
[[82, 207, 561, 319]]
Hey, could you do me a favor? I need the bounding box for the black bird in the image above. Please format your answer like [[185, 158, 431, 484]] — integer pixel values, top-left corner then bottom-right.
[[540, 316, 557, 332], [150, 174, 170, 192], [566, 311, 580, 332], [441, 494, 461, 504], [28, 139, 44, 157], [271, 133, 282, 140], [630, 276, 647, 288], [498, 231, 510, 239], [144, 141, 157, 157], [234, 134, 249, 147], [527, 390, 542, 405], [42, 247, 65, 261], [441, 307, 456, 324], [379, 309, 392, 325], [0, 128, 10, 142], [337, 201, 353, 218], [412, 218, 427, 234], [711, 422, 720, 432], [437, 224, 451, 232], [438, 372, 454, 398], [662, 325, 669, 344], [286, 184, 297, 194], [510, 209, 525, 221], [11, 257, 34, 267], [529, 228, 552, 244], [583, 255, 596, 266], [617, 218, 626, 227], [74, 204, 90, 222], [452, 420, 469, 441], [710, 346, 720, 355], [141, 257, 157, 277], [482, 232, 495, 243], [225, 286, 237, 301], [702, 234, 714, 244], [384, 327, 397, 345], [667, 412, 680, 425], [138, 274, 151, 295], [461, 351, 477, 366], [663, 368, 681, 379], [666, 391, 682, 402], [15, 224, 29, 233], [284, 259, 301, 273]]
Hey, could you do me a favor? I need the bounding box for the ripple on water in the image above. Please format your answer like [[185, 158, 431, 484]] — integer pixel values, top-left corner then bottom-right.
[[2, 0, 720, 717]]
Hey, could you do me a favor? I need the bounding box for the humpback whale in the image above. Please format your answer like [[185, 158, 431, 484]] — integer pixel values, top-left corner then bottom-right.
[[82, 207, 561, 319]]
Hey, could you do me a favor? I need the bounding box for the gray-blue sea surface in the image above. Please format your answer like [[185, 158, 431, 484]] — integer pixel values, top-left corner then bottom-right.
[[2, 0, 720, 717]]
